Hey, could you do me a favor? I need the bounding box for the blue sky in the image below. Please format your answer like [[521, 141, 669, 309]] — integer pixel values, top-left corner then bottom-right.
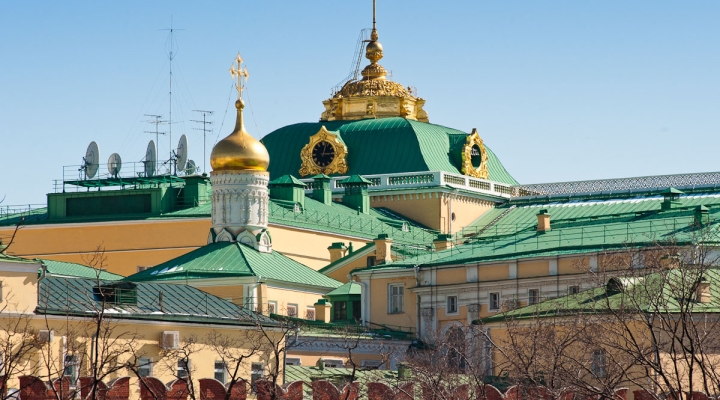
[[1, 1, 719, 205]]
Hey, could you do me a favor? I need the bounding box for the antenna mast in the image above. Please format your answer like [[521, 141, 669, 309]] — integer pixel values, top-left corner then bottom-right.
[[144, 114, 166, 175], [191, 110, 214, 174], [162, 17, 184, 162]]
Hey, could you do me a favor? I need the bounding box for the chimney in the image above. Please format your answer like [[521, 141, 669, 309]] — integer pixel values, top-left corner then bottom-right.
[[696, 279, 711, 304], [661, 188, 684, 211], [268, 175, 306, 207], [313, 299, 332, 323], [433, 234, 455, 251], [340, 175, 372, 214], [327, 242, 348, 262], [373, 234, 393, 265], [537, 209, 551, 232], [310, 174, 333, 205], [694, 205, 710, 226]]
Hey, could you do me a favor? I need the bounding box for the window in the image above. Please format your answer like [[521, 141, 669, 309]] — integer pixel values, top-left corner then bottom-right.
[[251, 362, 264, 386], [362, 360, 384, 369], [446, 296, 458, 314], [334, 301, 347, 320], [305, 307, 315, 321], [352, 300, 361, 320], [388, 284, 404, 313], [366, 256, 376, 267], [0, 282, 4, 302], [489, 292, 500, 311], [267, 301, 277, 314], [214, 361, 227, 384], [568, 285, 580, 295], [322, 358, 344, 368], [138, 357, 153, 377], [177, 359, 190, 379], [287, 304, 298, 317], [285, 358, 301, 366], [63, 354, 79, 384], [528, 289, 540, 305], [591, 350, 607, 378]]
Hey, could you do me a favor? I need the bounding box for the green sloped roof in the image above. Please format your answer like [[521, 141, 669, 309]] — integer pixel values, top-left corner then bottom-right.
[[325, 281, 362, 297], [269, 175, 306, 186], [37, 276, 275, 326], [125, 242, 342, 290], [371, 191, 720, 269], [480, 267, 720, 324], [39, 259, 124, 280], [0, 252, 37, 264], [261, 117, 518, 185]]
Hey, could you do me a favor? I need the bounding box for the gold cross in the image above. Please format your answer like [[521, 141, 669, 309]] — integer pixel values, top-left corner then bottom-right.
[[229, 52, 250, 100]]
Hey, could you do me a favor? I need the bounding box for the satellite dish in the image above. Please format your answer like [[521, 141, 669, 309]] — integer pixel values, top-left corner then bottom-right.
[[144, 140, 156, 177], [83, 141, 100, 179], [185, 159, 197, 175], [107, 153, 122, 178], [176, 134, 188, 175]]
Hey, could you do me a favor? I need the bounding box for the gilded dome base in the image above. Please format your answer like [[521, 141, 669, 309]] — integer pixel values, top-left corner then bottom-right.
[[321, 95, 428, 122]]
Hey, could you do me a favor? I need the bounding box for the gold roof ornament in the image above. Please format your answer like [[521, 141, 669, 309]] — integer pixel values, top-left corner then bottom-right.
[[320, 0, 429, 122], [210, 53, 270, 172]]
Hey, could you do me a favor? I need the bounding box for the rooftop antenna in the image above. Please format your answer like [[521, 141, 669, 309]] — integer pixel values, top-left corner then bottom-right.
[[191, 110, 214, 175], [161, 17, 184, 162], [80, 141, 100, 180], [144, 114, 166, 175]]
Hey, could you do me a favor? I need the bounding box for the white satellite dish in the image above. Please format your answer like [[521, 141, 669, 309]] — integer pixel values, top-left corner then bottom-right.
[[83, 141, 100, 179], [107, 153, 122, 178], [176, 134, 188, 175], [185, 159, 197, 175], [144, 140, 156, 177]]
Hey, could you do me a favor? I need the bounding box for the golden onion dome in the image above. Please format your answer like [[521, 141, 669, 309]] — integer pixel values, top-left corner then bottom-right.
[[210, 99, 270, 171]]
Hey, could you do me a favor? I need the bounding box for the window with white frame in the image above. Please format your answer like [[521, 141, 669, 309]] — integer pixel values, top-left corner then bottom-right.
[[590, 349, 607, 378], [267, 301, 277, 314], [138, 357, 153, 377], [568, 285, 580, 295], [251, 362, 264, 387], [388, 284, 404, 313], [481, 329, 493, 375], [446, 295, 458, 314], [177, 359, 190, 379], [214, 361, 227, 384], [489, 292, 500, 311], [528, 289, 540, 305], [287, 304, 298, 317], [362, 360, 384, 369], [285, 358, 301, 366], [322, 358, 345, 368], [63, 354, 79, 385], [305, 306, 315, 320]]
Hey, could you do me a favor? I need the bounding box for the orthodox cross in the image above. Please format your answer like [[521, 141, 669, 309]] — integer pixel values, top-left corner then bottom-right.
[[229, 53, 250, 100]]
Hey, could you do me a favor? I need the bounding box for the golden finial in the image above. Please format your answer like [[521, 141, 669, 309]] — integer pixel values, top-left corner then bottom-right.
[[366, 0, 383, 65], [210, 53, 269, 172]]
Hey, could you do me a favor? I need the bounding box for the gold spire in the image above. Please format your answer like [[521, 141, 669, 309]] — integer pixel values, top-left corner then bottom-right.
[[210, 54, 269, 172]]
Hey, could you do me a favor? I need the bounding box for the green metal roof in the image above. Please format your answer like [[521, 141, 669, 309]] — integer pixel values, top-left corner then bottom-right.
[[479, 267, 720, 324], [339, 175, 373, 185], [269, 175, 306, 186], [261, 117, 518, 185], [37, 276, 276, 326], [125, 241, 342, 290], [0, 252, 37, 264], [325, 281, 362, 297], [285, 365, 399, 385], [368, 190, 720, 269], [39, 259, 124, 280]]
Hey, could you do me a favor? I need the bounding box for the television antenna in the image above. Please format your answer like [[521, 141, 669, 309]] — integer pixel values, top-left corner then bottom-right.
[[80, 141, 100, 179], [144, 114, 166, 164], [144, 140, 157, 177], [191, 109, 213, 175], [161, 17, 184, 162], [107, 153, 122, 178], [174, 134, 188, 176]]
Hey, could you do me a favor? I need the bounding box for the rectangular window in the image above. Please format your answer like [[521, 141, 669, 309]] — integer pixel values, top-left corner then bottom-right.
[[63, 354, 79, 384], [489, 292, 500, 311], [334, 301, 347, 320], [305, 307, 315, 321], [214, 361, 227, 384], [352, 300, 361, 320], [251, 362, 264, 386], [285, 358, 301, 366], [267, 301, 277, 315], [287, 304, 298, 317], [388, 284, 404, 314], [446, 296, 458, 314], [177, 359, 189, 379], [366, 256, 376, 267], [322, 359, 345, 368], [591, 350, 607, 378], [138, 357, 153, 377], [362, 360, 384, 370], [568, 285, 580, 295], [528, 289, 540, 305]]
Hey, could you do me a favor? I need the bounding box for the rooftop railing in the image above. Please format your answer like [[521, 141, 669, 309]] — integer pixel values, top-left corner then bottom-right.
[[0, 204, 47, 226]]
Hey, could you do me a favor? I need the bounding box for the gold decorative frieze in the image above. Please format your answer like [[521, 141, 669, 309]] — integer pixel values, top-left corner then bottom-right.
[[299, 126, 349, 177], [461, 128, 489, 179]]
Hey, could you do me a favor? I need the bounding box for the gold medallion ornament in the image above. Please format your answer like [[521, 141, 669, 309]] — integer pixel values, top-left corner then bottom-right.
[[299, 126, 349, 177], [461, 128, 489, 179]]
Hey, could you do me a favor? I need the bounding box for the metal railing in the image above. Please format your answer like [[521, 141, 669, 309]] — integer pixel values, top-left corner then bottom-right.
[[0, 204, 47, 225]]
